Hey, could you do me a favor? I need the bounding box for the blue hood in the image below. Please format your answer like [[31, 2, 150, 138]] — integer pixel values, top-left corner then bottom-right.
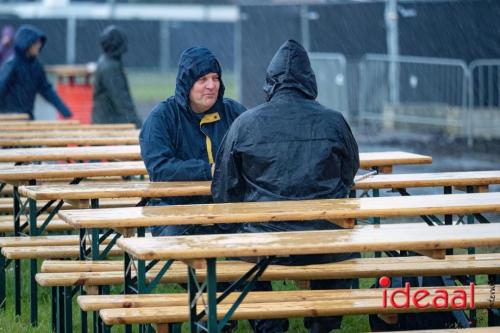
[[14, 25, 46, 58], [174, 47, 225, 114], [263, 39, 317, 101]]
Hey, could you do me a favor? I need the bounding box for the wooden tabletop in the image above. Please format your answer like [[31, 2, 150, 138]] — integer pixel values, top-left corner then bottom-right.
[[0, 130, 139, 139], [19, 170, 500, 200], [2, 123, 136, 131], [0, 161, 146, 182], [0, 136, 139, 147], [0, 114, 30, 121], [358, 151, 431, 168], [116, 222, 500, 260], [45, 64, 95, 77], [58, 192, 500, 229], [0, 145, 141, 163]]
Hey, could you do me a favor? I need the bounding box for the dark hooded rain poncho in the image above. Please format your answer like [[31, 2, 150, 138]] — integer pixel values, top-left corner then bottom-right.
[[140, 46, 246, 219], [92, 26, 141, 126], [0, 25, 72, 119], [212, 40, 360, 235]]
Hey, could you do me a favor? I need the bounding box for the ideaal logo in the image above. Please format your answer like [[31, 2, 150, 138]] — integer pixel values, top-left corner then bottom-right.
[[379, 276, 475, 310]]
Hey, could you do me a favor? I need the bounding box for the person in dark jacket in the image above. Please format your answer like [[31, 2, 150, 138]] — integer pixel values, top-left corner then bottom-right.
[[0, 25, 72, 119], [92, 25, 141, 127], [212, 40, 360, 333], [0, 25, 15, 67], [140, 46, 246, 237]]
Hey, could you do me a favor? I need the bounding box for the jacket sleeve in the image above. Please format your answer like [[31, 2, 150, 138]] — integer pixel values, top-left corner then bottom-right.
[[101, 66, 141, 126], [340, 116, 360, 187], [0, 61, 15, 101], [139, 110, 211, 181], [211, 122, 245, 203], [38, 65, 73, 118]]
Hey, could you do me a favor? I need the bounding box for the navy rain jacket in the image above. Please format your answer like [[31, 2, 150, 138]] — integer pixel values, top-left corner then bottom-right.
[[92, 26, 141, 127], [0, 25, 72, 119], [140, 47, 246, 207], [212, 39, 359, 234]]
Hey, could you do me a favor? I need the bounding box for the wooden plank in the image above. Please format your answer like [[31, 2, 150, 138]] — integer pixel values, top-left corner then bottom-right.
[[355, 170, 500, 189], [0, 114, 30, 121], [358, 151, 431, 169], [2, 123, 135, 131], [80, 286, 495, 312], [19, 181, 211, 200], [0, 130, 139, 139], [21, 170, 500, 201], [0, 161, 147, 182], [0, 136, 139, 147], [1, 120, 79, 126], [0, 145, 141, 163], [59, 192, 500, 229], [35, 253, 500, 287], [2, 245, 122, 259], [0, 219, 74, 233], [116, 222, 500, 260], [97, 286, 497, 325]]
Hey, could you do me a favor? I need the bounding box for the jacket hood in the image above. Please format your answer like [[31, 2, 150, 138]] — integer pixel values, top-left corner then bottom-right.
[[263, 39, 317, 101], [14, 25, 46, 57], [174, 46, 225, 113], [100, 26, 127, 58]]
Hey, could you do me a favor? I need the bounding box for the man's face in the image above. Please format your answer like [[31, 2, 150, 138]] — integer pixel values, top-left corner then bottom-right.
[[189, 72, 220, 113], [27, 40, 42, 57]]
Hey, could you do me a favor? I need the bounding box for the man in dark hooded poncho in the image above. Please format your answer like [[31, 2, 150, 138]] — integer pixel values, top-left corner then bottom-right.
[[212, 40, 360, 333], [0, 25, 72, 119], [140, 46, 246, 237], [92, 25, 141, 127]]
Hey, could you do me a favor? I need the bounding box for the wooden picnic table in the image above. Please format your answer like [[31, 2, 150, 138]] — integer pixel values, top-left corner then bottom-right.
[[0, 113, 30, 121], [115, 222, 500, 332], [0, 145, 141, 163], [1, 120, 79, 126]]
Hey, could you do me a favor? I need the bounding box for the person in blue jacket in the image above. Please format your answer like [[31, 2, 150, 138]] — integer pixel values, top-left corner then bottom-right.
[[0, 25, 72, 119], [212, 40, 360, 333], [139, 46, 246, 237]]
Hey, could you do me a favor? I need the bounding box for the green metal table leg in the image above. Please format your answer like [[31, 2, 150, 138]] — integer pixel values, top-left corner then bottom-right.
[[51, 287, 57, 332], [444, 186, 453, 255], [13, 185, 21, 317], [372, 188, 381, 258], [80, 287, 88, 333], [29, 196, 39, 326], [57, 286, 64, 333], [206, 258, 218, 333], [64, 286, 72, 333], [188, 266, 197, 333], [0, 247, 5, 310]]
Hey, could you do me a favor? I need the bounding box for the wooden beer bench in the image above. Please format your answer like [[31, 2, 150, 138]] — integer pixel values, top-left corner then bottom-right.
[[0, 113, 30, 121]]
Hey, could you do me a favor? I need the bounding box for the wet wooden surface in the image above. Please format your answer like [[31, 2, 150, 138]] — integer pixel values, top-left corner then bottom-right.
[[0, 161, 146, 182], [358, 151, 431, 169], [0, 136, 139, 147], [0, 113, 30, 121], [2, 123, 135, 131], [0, 145, 141, 163], [0, 130, 139, 139], [59, 192, 500, 229], [116, 222, 500, 260], [20, 170, 500, 200]]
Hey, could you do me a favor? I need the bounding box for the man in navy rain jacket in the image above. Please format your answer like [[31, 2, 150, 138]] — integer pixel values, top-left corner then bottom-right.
[[0, 25, 72, 119], [140, 46, 246, 237], [212, 40, 360, 333]]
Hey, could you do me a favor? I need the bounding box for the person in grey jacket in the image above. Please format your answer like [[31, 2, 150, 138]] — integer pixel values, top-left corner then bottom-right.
[[92, 25, 141, 127]]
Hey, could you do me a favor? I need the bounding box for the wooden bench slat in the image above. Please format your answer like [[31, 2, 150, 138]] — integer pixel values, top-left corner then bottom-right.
[[36, 253, 500, 287], [95, 286, 497, 325], [0, 219, 73, 233], [0, 137, 139, 147], [0, 197, 140, 213], [2, 245, 122, 259]]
